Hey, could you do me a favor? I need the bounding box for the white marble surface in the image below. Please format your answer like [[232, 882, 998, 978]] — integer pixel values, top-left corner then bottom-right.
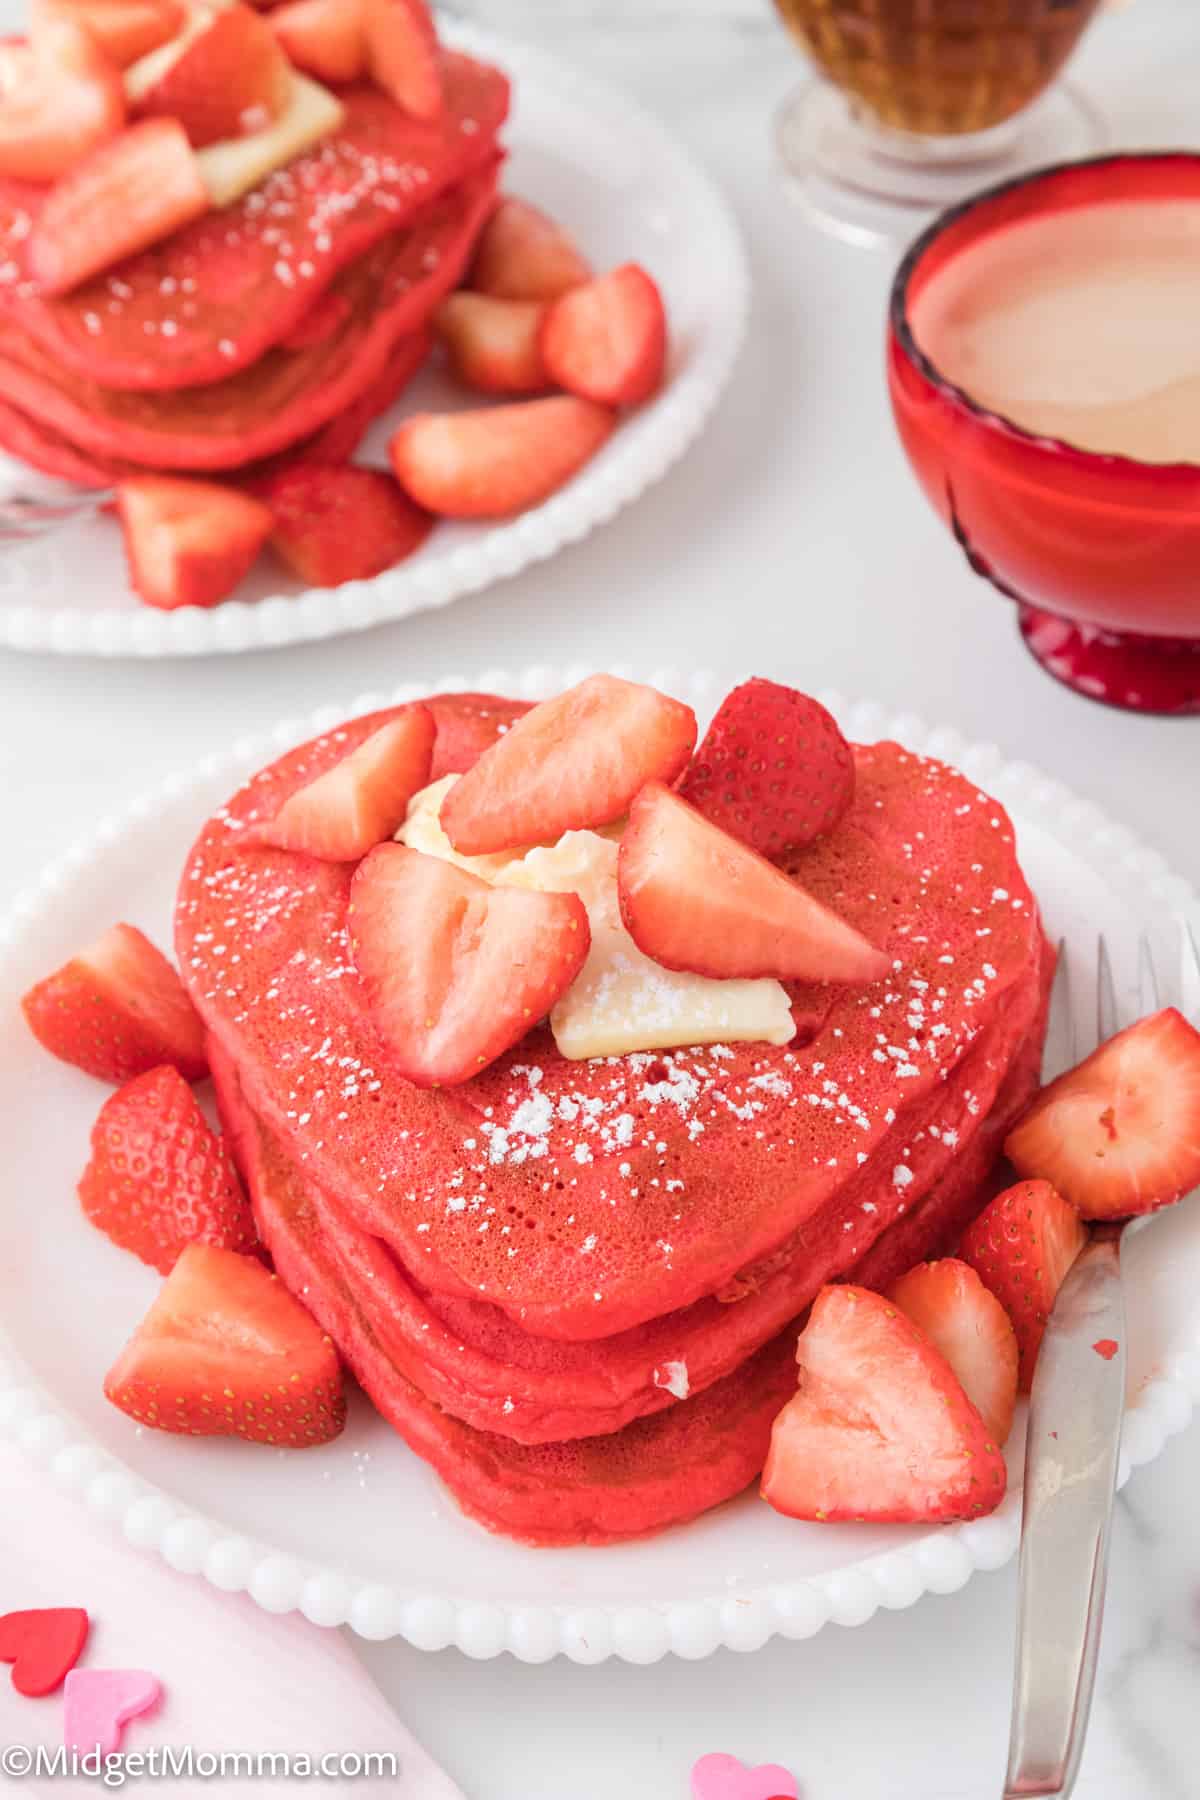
[[2, 0, 1200, 1795]]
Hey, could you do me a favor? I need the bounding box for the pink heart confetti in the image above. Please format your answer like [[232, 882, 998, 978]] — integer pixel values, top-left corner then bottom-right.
[[692, 1751, 799, 1800], [63, 1669, 161, 1756]]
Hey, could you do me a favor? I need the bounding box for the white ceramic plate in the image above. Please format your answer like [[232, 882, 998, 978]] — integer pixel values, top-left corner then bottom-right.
[[0, 23, 748, 658], [2, 667, 1199, 1664]]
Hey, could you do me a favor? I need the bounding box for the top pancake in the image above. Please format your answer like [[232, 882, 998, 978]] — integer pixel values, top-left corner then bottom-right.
[[177, 696, 1045, 1343], [0, 55, 509, 392]]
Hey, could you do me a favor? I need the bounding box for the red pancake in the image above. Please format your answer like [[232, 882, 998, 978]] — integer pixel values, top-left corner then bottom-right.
[[0, 56, 509, 391], [0, 166, 498, 471], [176, 697, 1047, 1344], [211, 967, 1047, 1445]]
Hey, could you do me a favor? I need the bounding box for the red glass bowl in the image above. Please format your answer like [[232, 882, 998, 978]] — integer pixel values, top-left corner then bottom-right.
[[888, 154, 1200, 716]]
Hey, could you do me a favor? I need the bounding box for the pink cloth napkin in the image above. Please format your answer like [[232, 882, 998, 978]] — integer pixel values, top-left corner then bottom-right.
[[0, 1443, 463, 1798]]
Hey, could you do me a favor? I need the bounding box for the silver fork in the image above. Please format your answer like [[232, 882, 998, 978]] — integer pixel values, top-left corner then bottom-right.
[[1003, 923, 1200, 1798], [0, 488, 110, 544]]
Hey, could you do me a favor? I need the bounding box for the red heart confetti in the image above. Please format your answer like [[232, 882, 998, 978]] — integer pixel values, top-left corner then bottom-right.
[[0, 1608, 90, 1697], [1093, 1340, 1120, 1361]]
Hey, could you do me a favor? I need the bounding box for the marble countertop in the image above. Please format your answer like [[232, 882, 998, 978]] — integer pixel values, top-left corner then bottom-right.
[[1, 0, 1198, 1795]]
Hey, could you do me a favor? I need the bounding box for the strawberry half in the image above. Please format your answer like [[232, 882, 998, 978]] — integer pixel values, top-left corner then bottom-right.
[[256, 465, 432, 588], [887, 1257, 1019, 1446], [347, 844, 590, 1086], [619, 782, 890, 985], [116, 474, 272, 609], [1005, 1007, 1200, 1220], [28, 117, 209, 296], [469, 196, 591, 303], [0, 18, 124, 185], [427, 692, 534, 780], [21, 922, 207, 1085], [253, 708, 435, 861], [435, 292, 548, 396], [32, 0, 183, 68], [269, 0, 366, 83], [104, 1243, 345, 1446], [388, 396, 615, 520], [79, 1065, 256, 1274], [679, 678, 856, 859], [959, 1179, 1088, 1391], [441, 673, 698, 855], [541, 263, 667, 408], [135, 3, 293, 146], [762, 1285, 1007, 1525], [362, 0, 441, 120]]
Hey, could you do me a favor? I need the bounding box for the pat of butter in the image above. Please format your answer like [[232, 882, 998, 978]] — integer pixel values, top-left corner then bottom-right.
[[397, 776, 533, 883], [499, 832, 796, 1061], [195, 74, 344, 209]]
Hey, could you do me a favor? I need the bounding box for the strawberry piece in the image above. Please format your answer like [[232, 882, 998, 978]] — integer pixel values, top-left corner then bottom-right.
[[679, 678, 855, 859], [0, 19, 124, 185], [541, 263, 667, 408], [28, 117, 209, 296], [469, 196, 591, 303], [427, 692, 534, 780], [347, 844, 590, 1086], [269, 0, 364, 83], [618, 782, 890, 985], [21, 922, 207, 1085], [388, 396, 615, 520], [104, 1243, 345, 1446], [887, 1258, 1019, 1446], [116, 473, 272, 609], [256, 465, 432, 588], [1006, 1007, 1200, 1220], [762, 1285, 1007, 1524], [32, 0, 182, 66], [435, 292, 548, 396], [253, 708, 435, 861], [79, 1065, 256, 1274], [441, 673, 698, 855], [135, 3, 293, 146], [959, 1179, 1088, 1391], [362, 0, 441, 120]]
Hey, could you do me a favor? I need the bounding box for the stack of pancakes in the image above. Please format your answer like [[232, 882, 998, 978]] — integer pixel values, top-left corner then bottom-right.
[[179, 695, 1052, 1546], [0, 58, 509, 486]]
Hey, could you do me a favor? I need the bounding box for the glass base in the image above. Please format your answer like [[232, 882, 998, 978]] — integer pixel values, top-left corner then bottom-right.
[[776, 80, 1108, 248], [1018, 607, 1200, 716]]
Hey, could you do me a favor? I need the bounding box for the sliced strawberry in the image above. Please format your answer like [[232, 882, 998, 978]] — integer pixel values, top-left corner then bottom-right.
[[28, 117, 209, 296], [0, 19, 124, 185], [31, 0, 182, 68], [104, 1243, 345, 1446], [762, 1285, 1007, 1525], [618, 782, 890, 985], [347, 844, 590, 1086], [427, 692, 534, 780], [469, 196, 591, 303], [435, 293, 548, 396], [116, 474, 272, 609], [679, 678, 855, 859], [362, 0, 440, 120], [440, 674, 697, 855], [540, 263, 667, 408], [388, 396, 615, 520], [269, 0, 365, 82], [79, 1065, 256, 1274], [959, 1179, 1088, 1390], [135, 3, 292, 146], [253, 708, 435, 861], [887, 1258, 1019, 1446], [256, 465, 432, 588], [21, 922, 207, 1085], [1006, 1007, 1200, 1220]]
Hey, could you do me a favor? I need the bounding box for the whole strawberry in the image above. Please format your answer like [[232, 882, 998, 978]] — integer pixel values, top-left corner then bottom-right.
[[678, 679, 854, 859], [79, 1065, 257, 1274]]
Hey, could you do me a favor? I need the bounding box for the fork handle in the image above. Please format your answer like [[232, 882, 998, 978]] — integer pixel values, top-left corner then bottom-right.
[[1003, 1235, 1126, 1799]]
